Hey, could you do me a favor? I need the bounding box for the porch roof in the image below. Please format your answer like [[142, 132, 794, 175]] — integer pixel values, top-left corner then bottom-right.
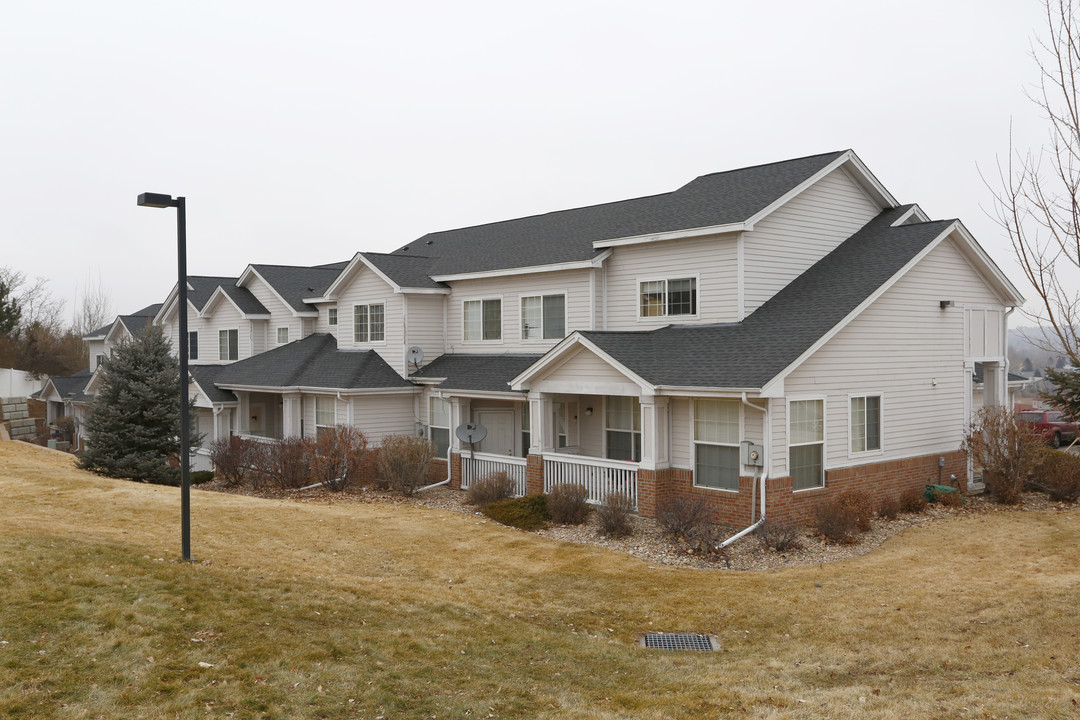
[[41, 368, 93, 402], [411, 354, 541, 393], [212, 333, 413, 391], [188, 365, 239, 403], [577, 207, 953, 390]]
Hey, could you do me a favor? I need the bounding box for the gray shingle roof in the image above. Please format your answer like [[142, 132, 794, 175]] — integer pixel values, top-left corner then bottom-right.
[[251, 263, 348, 313], [360, 253, 446, 289], [392, 151, 847, 276], [212, 333, 413, 390], [118, 303, 163, 335], [411, 354, 542, 393], [184, 277, 267, 315], [578, 207, 953, 390], [188, 365, 239, 403], [44, 368, 93, 401]]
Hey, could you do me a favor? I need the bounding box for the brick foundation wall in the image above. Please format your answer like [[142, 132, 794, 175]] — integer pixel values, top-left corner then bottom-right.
[[526, 454, 544, 495], [448, 453, 463, 490], [428, 458, 448, 486]]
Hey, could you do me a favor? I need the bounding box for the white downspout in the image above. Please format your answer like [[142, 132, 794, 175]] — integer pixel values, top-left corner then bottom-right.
[[716, 394, 769, 549]]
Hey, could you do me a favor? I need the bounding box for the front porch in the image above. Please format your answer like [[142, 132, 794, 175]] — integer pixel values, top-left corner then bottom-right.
[[458, 450, 639, 508]]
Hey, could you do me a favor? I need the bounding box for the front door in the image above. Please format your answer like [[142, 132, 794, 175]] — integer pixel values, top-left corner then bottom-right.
[[476, 410, 514, 455]]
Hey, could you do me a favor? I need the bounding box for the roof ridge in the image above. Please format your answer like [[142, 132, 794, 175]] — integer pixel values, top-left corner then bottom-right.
[[686, 150, 847, 182]]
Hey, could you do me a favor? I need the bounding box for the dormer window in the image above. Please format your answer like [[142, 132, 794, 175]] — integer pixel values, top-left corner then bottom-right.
[[639, 277, 697, 318]]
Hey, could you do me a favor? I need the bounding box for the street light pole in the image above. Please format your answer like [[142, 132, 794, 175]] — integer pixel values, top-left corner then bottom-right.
[[137, 192, 193, 562]]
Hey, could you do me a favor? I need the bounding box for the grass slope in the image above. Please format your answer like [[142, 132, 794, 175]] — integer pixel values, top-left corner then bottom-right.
[[1, 440, 1079, 718]]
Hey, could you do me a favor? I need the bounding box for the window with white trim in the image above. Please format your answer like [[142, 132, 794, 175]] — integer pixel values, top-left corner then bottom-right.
[[429, 397, 450, 458], [521, 294, 566, 340], [95, 354, 105, 369], [520, 403, 531, 455], [188, 331, 199, 360], [328, 308, 337, 326], [850, 395, 882, 453], [219, 329, 238, 361], [694, 399, 740, 490], [315, 396, 336, 428], [464, 298, 501, 341], [353, 303, 385, 343], [639, 277, 697, 318], [605, 396, 641, 462], [277, 327, 289, 345], [790, 399, 824, 490]]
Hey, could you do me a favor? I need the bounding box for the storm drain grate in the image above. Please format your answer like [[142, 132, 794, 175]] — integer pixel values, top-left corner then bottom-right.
[[639, 633, 719, 651]]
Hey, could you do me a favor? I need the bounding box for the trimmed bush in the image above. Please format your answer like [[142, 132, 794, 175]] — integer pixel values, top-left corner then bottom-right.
[[877, 496, 901, 520], [755, 517, 801, 552], [1030, 448, 1080, 502], [466, 472, 517, 507], [899, 487, 928, 514], [596, 492, 635, 538], [834, 489, 875, 532], [813, 498, 860, 543], [376, 434, 436, 496], [546, 483, 590, 525], [481, 494, 549, 531], [309, 426, 368, 492]]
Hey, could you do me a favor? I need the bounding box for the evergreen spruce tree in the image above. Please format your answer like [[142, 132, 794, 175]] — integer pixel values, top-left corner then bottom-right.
[[1042, 366, 1080, 421], [77, 324, 184, 485]]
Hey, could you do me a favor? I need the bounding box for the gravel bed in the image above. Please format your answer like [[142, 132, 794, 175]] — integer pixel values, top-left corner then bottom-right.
[[198, 479, 1074, 571]]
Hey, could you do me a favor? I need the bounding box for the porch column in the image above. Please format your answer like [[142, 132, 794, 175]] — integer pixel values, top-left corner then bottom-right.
[[282, 392, 302, 438], [237, 392, 250, 435], [449, 397, 470, 452], [639, 395, 669, 471], [526, 392, 548, 495]]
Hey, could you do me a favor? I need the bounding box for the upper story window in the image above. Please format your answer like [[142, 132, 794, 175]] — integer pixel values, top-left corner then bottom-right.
[[694, 399, 740, 490], [850, 394, 882, 454], [95, 354, 105, 369], [277, 327, 289, 345], [219, 329, 239, 361], [521, 294, 566, 340], [790, 398, 824, 490], [464, 298, 501, 342], [328, 308, 338, 326], [639, 277, 697, 319], [188, 331, 199, 360], [353, 303, 385, 343]]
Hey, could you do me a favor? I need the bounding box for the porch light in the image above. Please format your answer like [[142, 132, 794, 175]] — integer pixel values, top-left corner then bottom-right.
[[138, 191, 194, 563], [585, 407, 593, 416]]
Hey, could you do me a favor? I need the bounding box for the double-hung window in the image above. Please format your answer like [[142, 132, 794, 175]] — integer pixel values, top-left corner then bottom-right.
[[219, 329, 239, 361], [605, 396, 641, 462], [790, 399, 824, 490], [639, 277, 697, 318], [464, 298, 501, 341], [694, 399, 741, 490], [353, 303, 385, 343], [850, 394, 882, 454], [520, 403, 531, 455], [277, 327, 289, 345], [315, 396, 335, 428], [429, 397, 450, 458], [521, 294, 566, 340], [328, 308, 338, 326], [188, 331, 199, 360]]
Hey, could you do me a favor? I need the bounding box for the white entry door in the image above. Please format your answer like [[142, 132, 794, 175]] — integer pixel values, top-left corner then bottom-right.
[[476, 410, 514, 455]]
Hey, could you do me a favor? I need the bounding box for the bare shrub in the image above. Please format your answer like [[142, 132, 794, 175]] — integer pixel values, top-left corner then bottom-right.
[[209, 436, 261, 488], [937, 489, 963, 508], [1030, 448, 1080, 502], [755, 517, 802, 552], [309, 426, 367, 492], [595, 491, 635, 538], [813, 498, 860, 544], [899, 487, 928, 513], [376, 434, 435, 496], [961, 406, 1044, 505], [834, 489, 875, 532], [656, 495, 713, 541], [546, 483, 590, 525], [53, 415, 75, 443], [877, 496, 901, 520], [466, 471, 517, 507], [257, 436, 314, 489]]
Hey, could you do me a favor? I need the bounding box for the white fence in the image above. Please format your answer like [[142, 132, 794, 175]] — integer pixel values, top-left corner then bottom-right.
[[543, 454, 638, 509], [0, 368, 44, 398], [460, 452, 528, 496]]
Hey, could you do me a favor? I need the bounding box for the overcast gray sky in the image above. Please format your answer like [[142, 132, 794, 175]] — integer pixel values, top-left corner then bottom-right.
[[0, 0, 1053, 323]]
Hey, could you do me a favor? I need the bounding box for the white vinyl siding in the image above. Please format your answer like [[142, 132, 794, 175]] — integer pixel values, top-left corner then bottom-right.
[[404, 294, 446, 366], [784, 237, 1007, 469], [335, 265, 403, 371], [243, 274, 305, 355], [693, 399, 740, 490], [604, 234, 739, 329], [743, 167, 882, 314]]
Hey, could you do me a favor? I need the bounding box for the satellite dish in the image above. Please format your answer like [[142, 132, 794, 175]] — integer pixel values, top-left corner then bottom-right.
[[407, 346, 424, 368], [455, 422, 487, 445]]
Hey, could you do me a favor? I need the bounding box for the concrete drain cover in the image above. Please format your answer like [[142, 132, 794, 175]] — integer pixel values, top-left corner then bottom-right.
[[639, 633, 719, 651]]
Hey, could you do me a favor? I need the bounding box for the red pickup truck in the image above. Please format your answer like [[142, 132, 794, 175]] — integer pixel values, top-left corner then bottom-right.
[[1015, 410, 1079, 448]]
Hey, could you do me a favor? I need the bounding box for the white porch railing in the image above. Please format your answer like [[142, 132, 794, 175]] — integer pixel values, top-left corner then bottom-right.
[[543, 454, 638, 509], [461, 452, 528, 497]]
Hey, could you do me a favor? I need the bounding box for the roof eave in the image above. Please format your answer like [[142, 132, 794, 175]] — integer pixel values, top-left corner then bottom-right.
[[430, 251, 612, 282]]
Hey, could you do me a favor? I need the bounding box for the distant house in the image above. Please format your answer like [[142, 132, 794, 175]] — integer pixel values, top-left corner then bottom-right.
[[143, 150, 1022, 525]]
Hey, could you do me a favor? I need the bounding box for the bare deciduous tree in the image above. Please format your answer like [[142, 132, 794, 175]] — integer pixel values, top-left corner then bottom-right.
[[71, 275, 114, 337], [989, 0, 1080, 362]]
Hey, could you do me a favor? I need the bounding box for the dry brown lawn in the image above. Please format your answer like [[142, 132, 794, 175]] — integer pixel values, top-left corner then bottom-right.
[[1, 440, 1079, 719]]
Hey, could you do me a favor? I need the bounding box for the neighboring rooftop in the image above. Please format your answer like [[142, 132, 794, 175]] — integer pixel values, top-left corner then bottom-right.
[[411, 354, 543, 393], [250, 263, 349, 312]]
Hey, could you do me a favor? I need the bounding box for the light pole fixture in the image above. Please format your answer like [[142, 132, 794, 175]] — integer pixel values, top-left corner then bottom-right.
[[137, 192, 193, 562]]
